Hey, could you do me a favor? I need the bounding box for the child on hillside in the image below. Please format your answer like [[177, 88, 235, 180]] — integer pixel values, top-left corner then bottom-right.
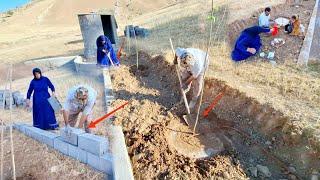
[[285, 15, 301, 36]]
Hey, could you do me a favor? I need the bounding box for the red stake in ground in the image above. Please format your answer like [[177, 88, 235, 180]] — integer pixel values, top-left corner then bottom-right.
[[203, 90, 225, 118], [88, 101, 129, 128], [117, 39, 126, 60]]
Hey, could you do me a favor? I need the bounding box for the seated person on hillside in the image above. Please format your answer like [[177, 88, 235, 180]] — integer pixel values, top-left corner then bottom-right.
[[231, 26, 273, 61], [259, 7, 271, 28], [96, 35, 120, 67], [285, 15, 301, 36]]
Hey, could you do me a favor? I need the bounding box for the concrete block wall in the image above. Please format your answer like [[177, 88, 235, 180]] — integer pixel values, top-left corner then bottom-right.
[[103, 69, 115, 113], [74, 56, 101, 76], [13, 123, 113, 178], [298, 0, 320, 65], [102, 69, 134, 180], [60, 127, 85, 146], [24, 56, 75, 67], [78, 133, 108, 156]]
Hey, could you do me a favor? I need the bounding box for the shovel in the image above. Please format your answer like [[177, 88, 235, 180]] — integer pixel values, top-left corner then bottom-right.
[[169, 38, 190, 126]]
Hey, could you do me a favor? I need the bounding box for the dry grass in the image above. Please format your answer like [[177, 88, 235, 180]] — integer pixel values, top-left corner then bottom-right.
[[2, 130, 104, 180]]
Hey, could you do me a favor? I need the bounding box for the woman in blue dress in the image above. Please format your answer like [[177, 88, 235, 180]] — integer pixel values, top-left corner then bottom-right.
[[231, 26, 272, 61], [96, 35, 120, 67], [26, 68, 58, 130]]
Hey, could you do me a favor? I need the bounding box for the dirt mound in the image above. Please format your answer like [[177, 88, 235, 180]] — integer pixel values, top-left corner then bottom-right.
[[110, 51, 248, 178]]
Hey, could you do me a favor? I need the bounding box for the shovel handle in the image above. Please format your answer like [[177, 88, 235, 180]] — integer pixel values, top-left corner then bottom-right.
[[170, 38, 191, 115]]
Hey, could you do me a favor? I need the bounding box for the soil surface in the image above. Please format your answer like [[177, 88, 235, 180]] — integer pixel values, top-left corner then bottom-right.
[[109, 51, 300, 179], [2, 130, 104, 180]]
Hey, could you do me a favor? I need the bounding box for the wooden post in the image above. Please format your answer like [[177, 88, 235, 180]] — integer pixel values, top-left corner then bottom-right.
[[9, 64, 16, 180], [169, 38, 191, 116]]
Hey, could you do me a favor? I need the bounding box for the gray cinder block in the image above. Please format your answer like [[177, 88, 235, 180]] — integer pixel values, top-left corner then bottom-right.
[[60, 127, 85, 146], [87, 152, 113, 174], [78, 133, 108, 156], [41, 131, 59, 147], [68, 144, 88, 164]]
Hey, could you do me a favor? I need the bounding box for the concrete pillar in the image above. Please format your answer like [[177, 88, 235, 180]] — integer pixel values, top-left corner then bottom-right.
[[78, 14, 105, 62]]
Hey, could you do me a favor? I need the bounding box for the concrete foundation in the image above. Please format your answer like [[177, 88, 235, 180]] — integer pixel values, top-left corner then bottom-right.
[[298, 0, 320, 65], [13, 123, 114, 177]]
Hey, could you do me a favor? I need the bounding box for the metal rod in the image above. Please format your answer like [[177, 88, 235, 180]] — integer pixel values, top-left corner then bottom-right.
[[193, 2, 228, 134]]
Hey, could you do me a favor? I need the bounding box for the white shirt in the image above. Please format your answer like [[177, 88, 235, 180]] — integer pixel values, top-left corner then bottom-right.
[[259, 12, 270, 27], [176, 48, 208, 78], [64, 85, 97, 115]]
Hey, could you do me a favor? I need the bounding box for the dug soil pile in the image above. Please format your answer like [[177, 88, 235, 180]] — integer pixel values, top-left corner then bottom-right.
[[110, 51, 316, 179], [110, 52, 248, 179]]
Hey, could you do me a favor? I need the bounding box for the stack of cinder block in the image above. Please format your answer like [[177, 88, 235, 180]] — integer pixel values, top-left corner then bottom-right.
[[124, 25, 150, 38], [13, 123, 113, 177], [0, 90, 14, 109], [0, 90, 26, 109], [12, 91, 26, 107]]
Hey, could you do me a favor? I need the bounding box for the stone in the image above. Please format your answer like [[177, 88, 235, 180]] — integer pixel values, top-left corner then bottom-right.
[[265, 141, 272, 145], [311, 170, 319, 180], [50, 165, 59, 173], [256, 164, 272, 177], [288, 166, 296, 173], [248, 167, 258, 177]]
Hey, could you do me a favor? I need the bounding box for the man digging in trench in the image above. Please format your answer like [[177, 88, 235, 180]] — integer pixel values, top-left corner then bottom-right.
[[62, 85, 97, 133], [174, 48, 208, 110]]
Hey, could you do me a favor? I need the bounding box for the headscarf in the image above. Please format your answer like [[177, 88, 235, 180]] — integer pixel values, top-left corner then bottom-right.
[[176, 48, 195, 68], [75, 86, 88, 106], [32, 68, 42, 79], [96, 35, 111, 48], [243, 26, 270, 37], [96, 35, 105, 47]]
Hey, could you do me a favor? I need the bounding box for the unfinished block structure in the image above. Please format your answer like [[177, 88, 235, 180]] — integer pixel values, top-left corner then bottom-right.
[[14, 124, 113, 177], [78, 13, 119, 62], [298, 0, 320, 65]]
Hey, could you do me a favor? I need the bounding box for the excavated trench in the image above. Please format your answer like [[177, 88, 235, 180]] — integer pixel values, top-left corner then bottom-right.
[[112, 50, 319, 179], [167, 78, 320, 178]]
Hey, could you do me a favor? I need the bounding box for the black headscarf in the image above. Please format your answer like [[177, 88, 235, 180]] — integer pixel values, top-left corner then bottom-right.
[[243, 26, 270, 37], [96, 35, 107, 47], [32, 68, 42, 79]]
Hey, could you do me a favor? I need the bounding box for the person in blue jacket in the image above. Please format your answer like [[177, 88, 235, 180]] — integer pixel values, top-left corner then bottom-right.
[[231, 26, 272, 61], [26, 68, 58, 130], [96, 35, 120, 67]]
